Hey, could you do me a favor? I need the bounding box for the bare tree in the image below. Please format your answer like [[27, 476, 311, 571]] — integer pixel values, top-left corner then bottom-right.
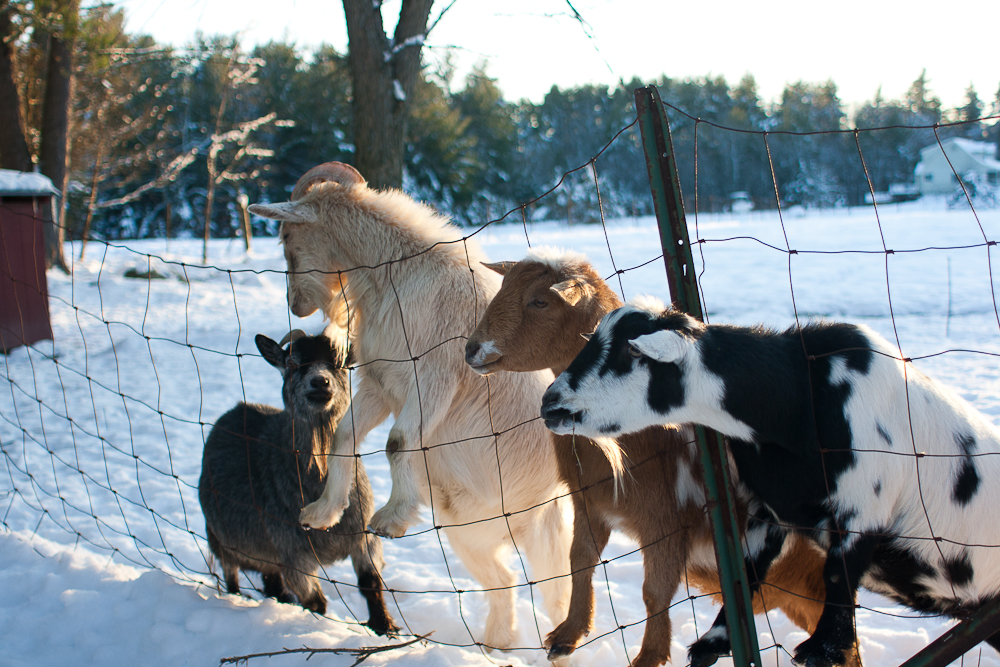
[[200, 49, 276, 263], [342, 0, 435, 190]]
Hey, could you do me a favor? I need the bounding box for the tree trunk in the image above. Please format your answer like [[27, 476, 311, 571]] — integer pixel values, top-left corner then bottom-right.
[[37, 0, 77, 273], [342, 0, 433, 191], [0, 0, 32, 171], [78, 139, 102, 260]]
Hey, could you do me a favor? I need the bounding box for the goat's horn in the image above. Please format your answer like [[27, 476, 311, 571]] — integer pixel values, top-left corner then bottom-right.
[[279, 329, 308, 347], [481, 260, 517, 276], [291, 162, 366, 201]]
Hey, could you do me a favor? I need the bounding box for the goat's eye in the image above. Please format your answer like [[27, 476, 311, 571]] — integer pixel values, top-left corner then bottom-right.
[[628, 344, 643, 358], [530, 298, 548, 308]]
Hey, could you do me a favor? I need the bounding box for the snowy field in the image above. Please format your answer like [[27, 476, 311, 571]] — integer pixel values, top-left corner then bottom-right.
[[3, 198, 1000, 667]]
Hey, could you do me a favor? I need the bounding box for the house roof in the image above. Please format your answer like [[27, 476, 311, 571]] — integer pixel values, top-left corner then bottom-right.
[[919, 138, 1000, 171], [0, 170, 59, 197]]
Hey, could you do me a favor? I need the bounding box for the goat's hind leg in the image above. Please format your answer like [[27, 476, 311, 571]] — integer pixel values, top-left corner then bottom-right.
[[688, 520, 787, 667], [631, 531, 691, 667], [351, 533, 400, 636], [446, 524, 519, 652]]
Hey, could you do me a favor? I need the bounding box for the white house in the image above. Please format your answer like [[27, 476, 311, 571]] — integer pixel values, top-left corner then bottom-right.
[[915, 137, 1000, 196]]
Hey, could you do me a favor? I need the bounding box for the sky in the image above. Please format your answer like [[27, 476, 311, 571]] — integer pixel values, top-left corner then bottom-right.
[[108, 0, 1000, 114]]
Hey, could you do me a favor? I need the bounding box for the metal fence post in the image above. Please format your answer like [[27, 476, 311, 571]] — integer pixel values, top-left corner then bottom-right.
[[634, 84, 762, 667]]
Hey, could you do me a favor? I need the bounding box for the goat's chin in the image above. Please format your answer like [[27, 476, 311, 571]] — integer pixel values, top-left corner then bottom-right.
[[545, 421, 577, 436], [290, 301, 318, 318], [469, 363, 497, 376]]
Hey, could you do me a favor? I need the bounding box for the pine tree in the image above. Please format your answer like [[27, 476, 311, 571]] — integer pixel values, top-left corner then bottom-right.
[[960, 84, 983, 123], [451, 63, 519, 223], [906, 69, 941, 123]]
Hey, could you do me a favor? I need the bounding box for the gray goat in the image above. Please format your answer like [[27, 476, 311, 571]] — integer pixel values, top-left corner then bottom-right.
[[199, 329, 398, 635]]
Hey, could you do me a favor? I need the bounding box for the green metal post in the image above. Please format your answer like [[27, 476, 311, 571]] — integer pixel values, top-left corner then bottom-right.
[[634, 84, 762, 667]]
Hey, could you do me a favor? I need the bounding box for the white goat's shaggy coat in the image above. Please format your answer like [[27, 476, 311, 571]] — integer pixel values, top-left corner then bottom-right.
[[249, 163, 572, 652]]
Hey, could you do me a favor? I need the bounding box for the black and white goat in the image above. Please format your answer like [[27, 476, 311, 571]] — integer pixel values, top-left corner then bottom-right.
[[199, 329, 397, 635], [541, 296, 1000, 667]]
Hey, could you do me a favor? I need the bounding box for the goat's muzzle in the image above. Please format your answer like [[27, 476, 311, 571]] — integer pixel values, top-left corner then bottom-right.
[[464, 340, 501, 375], [540, 390, 582, 433], [306, 377, 334, 404]]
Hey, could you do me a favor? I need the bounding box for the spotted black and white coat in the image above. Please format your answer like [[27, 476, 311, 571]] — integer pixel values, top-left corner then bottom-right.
[[540, 296, 1000, 667]]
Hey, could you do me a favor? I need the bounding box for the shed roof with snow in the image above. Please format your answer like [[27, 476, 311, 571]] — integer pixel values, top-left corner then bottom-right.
[[0, 169, 59, 197]]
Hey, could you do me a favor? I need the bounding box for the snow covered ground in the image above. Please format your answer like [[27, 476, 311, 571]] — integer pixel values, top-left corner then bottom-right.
[[3, 198, 1000, 667]]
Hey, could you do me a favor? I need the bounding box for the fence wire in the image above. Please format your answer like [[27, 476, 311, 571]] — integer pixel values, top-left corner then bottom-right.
[[2, 101, 1000, 667]]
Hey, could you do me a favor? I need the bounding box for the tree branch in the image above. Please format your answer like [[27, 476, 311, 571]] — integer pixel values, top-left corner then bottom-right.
[[219, 633, 432, 666]]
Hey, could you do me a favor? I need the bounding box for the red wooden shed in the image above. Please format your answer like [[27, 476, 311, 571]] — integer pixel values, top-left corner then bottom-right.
[[0, 169, 57, 353]]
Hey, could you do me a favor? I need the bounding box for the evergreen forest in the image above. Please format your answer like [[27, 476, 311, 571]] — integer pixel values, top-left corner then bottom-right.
[[3, 4, 999, 243]]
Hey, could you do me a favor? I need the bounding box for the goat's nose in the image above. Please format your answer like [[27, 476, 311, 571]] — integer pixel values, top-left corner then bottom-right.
[[311, 376, 330, 389], [465, 340, 481, 364], [541, 390, 562, 410]]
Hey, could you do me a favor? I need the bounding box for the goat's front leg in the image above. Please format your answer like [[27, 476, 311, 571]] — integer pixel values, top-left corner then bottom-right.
[[369, 373, 458, 538], [688, 518, 786, 667], [300, 379, 390, 529], [545, 490, 612, 660], [792, 531, 878, 667]]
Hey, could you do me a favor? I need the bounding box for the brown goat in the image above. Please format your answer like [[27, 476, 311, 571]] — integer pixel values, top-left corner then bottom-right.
[[464, 247, 860, 667]]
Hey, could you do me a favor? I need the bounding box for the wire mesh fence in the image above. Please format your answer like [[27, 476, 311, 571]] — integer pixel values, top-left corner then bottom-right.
[[2, 91, 1000, 666]]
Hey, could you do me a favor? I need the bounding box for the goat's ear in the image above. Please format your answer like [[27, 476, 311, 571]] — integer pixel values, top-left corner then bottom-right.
[[629, 330, 691, 365], [481, 260, 516, 276], [255, 334, 288, 369], [550, 279, 591, 307], [248, 202, 318, 224]]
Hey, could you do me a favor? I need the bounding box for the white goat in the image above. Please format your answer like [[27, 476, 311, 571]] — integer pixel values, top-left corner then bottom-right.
[[248, 162, 572, 653]]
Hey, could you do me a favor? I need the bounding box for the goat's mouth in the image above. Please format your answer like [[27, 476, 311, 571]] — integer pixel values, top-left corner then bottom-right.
[[468, 359, 500, 376], [541, 406, 583, 434], [306, 389, 334, 404]]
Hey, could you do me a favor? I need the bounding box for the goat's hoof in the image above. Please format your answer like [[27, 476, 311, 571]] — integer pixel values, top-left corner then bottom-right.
[[368, 508, 409, 539], [299, 500, 344, 530], [546, 643, 577, 660], [688, 643, 722, 667], [366, 616, 401, 637], [792, 635, 847, 667]]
